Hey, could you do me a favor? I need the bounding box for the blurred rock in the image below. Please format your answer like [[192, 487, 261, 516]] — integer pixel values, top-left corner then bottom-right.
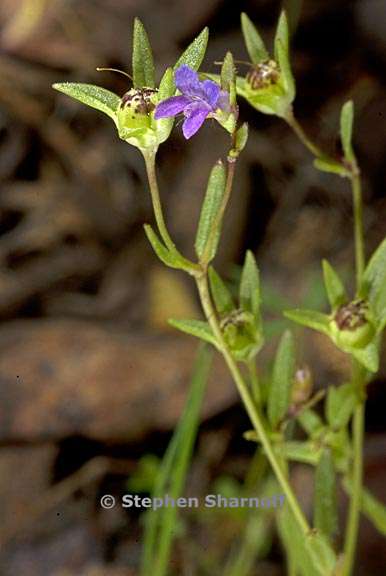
[[0, 320, 236, 442]]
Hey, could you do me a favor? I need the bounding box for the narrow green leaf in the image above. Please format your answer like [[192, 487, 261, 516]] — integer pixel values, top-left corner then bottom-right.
[[174, 28, 209, 71], [343, 479, 386, 537], [362, 236, 386, 321], [53, 83, 120, 124], [141, 344, 212, 576], [297, 409, 325, 438], [305, 531, 337, 575], [278, 441, 322, 465], [208, 267, 234, 315], [314, 449, 338, 540], [277, 507, 319, 576], [221, 51, 236, 106], [313, 157, 349, 177], [274, 11, 295, 100], [132, 18, 155, 88], [340, 100, 354, 162], [234, 122, 249, 153], [240, 13, 268, 64], [239, 250, 260, 317], [144, 225, 191, 272], [154, 67, 175, 140], [195, 160, 226, 262], [284, 308, 331, 335], [267, 330, 296, 428], [322, 259, 347, 310], [326, 383, 357, 429], [168, 318, 218, 347]]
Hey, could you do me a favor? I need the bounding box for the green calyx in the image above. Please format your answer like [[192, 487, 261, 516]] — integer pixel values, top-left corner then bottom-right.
[[329, 300, 376, 350], [117, 87, 160, 148], [220, 309, 263, 362]]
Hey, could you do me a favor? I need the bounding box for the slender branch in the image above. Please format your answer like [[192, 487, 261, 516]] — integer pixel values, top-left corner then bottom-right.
[[143, 148, 176, 251], [351, 172, 365, 287], [285, 110, 325, 159], [247, 359, 260, 406], [195, 272, 310, 537]]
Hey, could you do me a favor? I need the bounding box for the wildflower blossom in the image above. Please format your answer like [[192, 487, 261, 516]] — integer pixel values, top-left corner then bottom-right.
[[154, 64, 229, 139]]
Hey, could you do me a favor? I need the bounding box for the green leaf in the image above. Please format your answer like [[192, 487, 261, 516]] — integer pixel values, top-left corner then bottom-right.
[[278, 441, 322, 465], [141, 344, 212, 576], [305, 531, 337, 575], [52, 83, 120, 125], [362, 236, 386, 322], [274, 11, 295, 101], [343, 480, 386, 537], [284, 308, 331, 335], [234, 122, 249, 154], [322, 259, 347, 310], [208, 267, 234, 315], [314, 449, 338, 541], [221, 51, 236, 105], [144, 225, 193, 272], [240, 13, 268, 64], [267, 330, 295, 428], [326, 383, 357, 429], [313, 157, 349, 177], [132, 18, 155, 88], [174, 28, 209, 71], [297, 409, 325, 438], [340, 100, 355, 162], [195, 160, 227, 263], [351, 340, 379, 373], [239, 250, 261, 317], [168, 318, 218, 347], [154, 67, 175, 141]]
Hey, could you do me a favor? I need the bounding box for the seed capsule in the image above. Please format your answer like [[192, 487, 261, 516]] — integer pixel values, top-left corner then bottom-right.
[[246, 59, 280, 90], [330, 299, 375, 349]]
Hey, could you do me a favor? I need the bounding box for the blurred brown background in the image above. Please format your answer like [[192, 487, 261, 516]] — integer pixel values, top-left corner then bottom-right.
[[0, 0, 385, 574]]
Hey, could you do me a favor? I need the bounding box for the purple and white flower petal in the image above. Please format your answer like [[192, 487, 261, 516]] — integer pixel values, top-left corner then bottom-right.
[[175, 65, 201, 97], [154, 95, 191, 119], [182, 102, 210, 139], [201, 80, 221, 108]]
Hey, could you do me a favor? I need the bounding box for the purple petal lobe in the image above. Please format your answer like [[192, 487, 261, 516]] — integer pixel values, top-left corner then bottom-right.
[[154, 95, 191, 119], [175, 65, 200, 96], [201, 80, 221, 109], [182, 102, 209, 139]]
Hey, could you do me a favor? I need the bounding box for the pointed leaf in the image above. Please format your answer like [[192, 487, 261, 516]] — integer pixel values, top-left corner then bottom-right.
[[362, 236, 386, 320], [234, 122, 249, 153], [174, 28, 209, 71], [144, 224, 193, 272], [132, 18, 155, 88], [314, 449, 338, 540], [314, 157, 349, 177], [297, 409, 325, 438], [305, 531, 337, 575], [168, 318, 218, 347], [208, 267, 234, 315], [53, 83, 120, 125], [278, 441, 322, 465], [267, 330, 296, 428], [360, 487, 386, 536], [351, 340, 379, 373], [154, 67, 175, 141], [326, 383, 357, 429], [340, 100, 354, 162], [322, 259, 347, 310], [239, 250, 261, 317], [274, 11, 295, 100], [240, 13, 268, 64], [284, 309, 330, 335], [195, 160, 226, 262]]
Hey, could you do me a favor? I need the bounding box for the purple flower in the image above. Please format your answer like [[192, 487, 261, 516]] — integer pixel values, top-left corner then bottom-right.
[[154, 64, 229, 139]]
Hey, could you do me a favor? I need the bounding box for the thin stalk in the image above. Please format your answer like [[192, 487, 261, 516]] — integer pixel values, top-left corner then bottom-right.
[[285, 111, 325, 159], [343, 169, 366, 576], [195, 273, 310, 537], [143, 149, 176, 252], [247, 359, 260, 406]]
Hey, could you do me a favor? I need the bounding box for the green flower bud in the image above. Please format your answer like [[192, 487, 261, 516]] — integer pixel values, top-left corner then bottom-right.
[[117, 87, 159, 149], [329, 300, 375, 350], [220, 308, 263, 361], [291, 366, 313, 406]]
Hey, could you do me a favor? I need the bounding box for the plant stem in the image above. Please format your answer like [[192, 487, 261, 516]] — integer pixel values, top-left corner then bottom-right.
[[195, 272, 310, 537], [351, 172, 365, 287], [343, 169, 366, 576], [285, 110, 325, 159], [247, 359, 260, 406], [143, 148, 176, 252]]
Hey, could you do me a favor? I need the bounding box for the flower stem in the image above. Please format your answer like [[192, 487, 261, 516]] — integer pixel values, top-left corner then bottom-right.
[[285, 110, 325, 159], [343, 169, 366, 576], [247, 359, 260, 406], [195, 272, 310, 537], [143, 148, 176, 252]]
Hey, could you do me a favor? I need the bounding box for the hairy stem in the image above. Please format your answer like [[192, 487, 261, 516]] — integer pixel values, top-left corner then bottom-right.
[[143, 148, 176, 251], [195, 272, 310, 536]]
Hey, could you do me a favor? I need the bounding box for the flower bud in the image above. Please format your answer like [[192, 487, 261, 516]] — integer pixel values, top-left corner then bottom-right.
[[291, 366, 313, 406], [246, 60, 280, 90], [329, 299, 375, 349]]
